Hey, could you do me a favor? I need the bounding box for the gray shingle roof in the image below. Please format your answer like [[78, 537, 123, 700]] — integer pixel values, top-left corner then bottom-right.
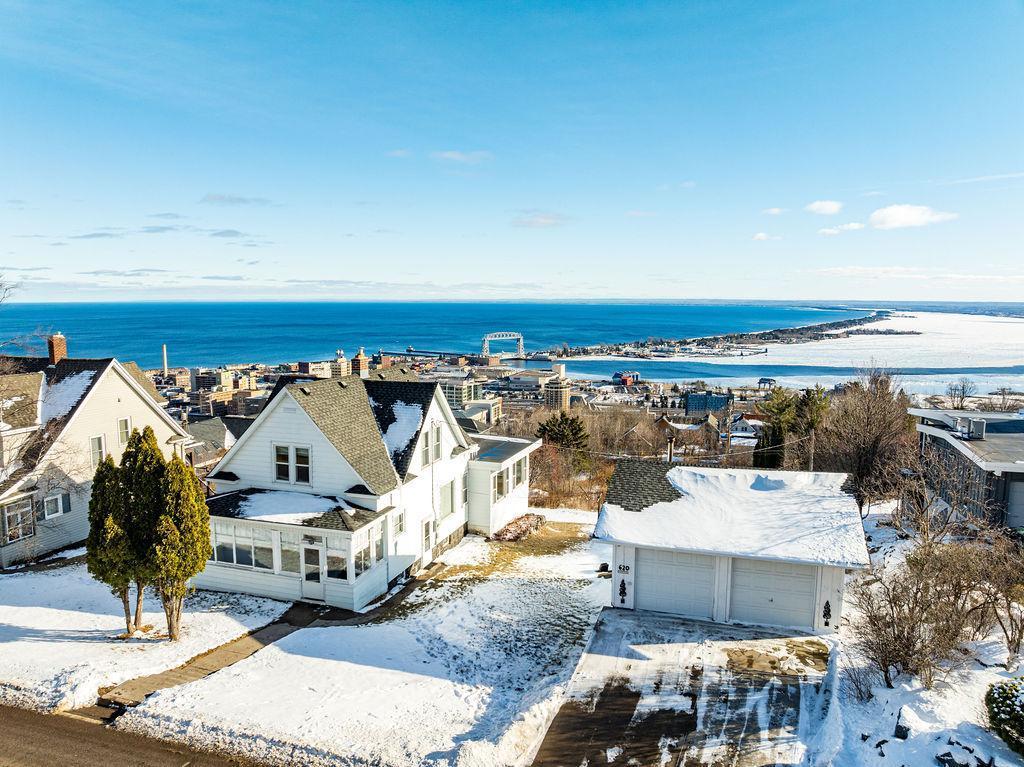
[[285, 376, 401, 496], [604, 458, 683, 512], [364, 378, 438, 479]]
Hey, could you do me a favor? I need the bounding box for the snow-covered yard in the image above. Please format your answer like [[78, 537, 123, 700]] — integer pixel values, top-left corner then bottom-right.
[[828, 507, 1024, 767], [0, 562, 290, 711], [117, 516, 609, 767]]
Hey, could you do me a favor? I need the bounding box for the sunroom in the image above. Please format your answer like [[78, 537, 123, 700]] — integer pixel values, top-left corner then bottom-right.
[[193, 489, 393, 611], [465, 435, 541, 536]]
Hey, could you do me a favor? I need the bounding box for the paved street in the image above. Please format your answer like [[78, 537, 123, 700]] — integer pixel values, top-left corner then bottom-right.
[[0, 705, 255, 767]]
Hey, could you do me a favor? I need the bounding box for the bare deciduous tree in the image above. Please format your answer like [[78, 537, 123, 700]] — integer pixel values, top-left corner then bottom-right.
[[945, 377, 977, 409]]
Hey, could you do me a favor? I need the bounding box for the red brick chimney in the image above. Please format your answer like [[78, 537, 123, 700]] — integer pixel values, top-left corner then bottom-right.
[[47, 332, 67, 365]]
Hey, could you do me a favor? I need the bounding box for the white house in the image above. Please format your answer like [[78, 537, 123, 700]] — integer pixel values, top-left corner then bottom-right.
[[0, 334, 194, 567], [199, 369, 540, 610], [596, 460, 869, 633]]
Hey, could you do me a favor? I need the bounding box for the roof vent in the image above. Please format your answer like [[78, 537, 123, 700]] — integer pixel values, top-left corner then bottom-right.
[[299, 386, 311, 395], [400, 367, 409, 374], [338, 381, 347, 389], [377, 372, 386, 379]]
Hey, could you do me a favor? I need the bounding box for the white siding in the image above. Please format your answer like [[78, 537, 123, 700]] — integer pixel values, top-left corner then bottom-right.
[[1, 364, 185, 567], [194, 563, 303, 603], [214, 392, 366, 496]]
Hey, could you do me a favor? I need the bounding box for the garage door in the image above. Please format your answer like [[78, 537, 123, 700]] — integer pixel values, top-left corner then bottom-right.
[[634, 548, 715, 618], [729, 559, 817, 629]]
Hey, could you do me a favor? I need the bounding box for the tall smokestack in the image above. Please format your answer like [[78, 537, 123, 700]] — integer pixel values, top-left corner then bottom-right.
[[162, 344, 169, 376], [47, 332, 67, 365]]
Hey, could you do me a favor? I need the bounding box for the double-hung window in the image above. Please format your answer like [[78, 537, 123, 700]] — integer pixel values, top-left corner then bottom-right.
[[117, 417, 131, 446], [3, 498, 34, 543], [431, 423, 442, 462], [393, 511, 406, 536], [274, 446, 290, 481], [461, 470, 469, 505], [90, 435, 106, 469], [440, 480, 455, 519], [294, 447, 310, 484], [420, 430, 431, 467], [274, 445, 310, 484], [492, 469, 508, 503], [372, 524, 384, 561]]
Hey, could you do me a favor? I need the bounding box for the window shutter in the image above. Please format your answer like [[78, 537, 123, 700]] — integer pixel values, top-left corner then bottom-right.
[[61, 493, 72, 514]]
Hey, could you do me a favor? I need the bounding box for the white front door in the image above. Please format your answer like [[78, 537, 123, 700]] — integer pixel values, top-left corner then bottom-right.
[[301, 545, 325, 601], [729, 559, 817, 629], [634, 548, 716, 618]]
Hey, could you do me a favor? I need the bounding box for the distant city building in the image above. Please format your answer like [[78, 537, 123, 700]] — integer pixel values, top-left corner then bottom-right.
[[613, 370, 641, 387], [330, 350, 351, 378], [351, 347, 370, 378], [372, 352, 394, 369], [298, 360, 333, 379], [190, 367, 232, 391], [544, 363, 571, 410], [505, 370, 557, 391], [440, 377, 484, 409], [684, 391, 734, 417]]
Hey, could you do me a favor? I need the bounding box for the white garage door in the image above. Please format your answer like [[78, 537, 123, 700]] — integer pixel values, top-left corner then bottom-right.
[[634, 548, 715, 618], [729, 559, 817, 629]]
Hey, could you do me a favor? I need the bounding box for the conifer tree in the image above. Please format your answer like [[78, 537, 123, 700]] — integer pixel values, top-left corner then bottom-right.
[[154, 456, 211, 641], [118, 426, 167, 629], [536, 411, 589, 468], [87, 455, 135, 634]]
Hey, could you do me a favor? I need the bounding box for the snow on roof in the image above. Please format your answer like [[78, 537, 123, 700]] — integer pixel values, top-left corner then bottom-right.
[[39, 371, 95, 424], [596, 466, 869, 568], [235, 491, 344, 525], [380, 401, 423, 458]]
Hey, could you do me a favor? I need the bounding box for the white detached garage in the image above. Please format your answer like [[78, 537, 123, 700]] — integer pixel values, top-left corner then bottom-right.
[[596, 462, 870, 633]]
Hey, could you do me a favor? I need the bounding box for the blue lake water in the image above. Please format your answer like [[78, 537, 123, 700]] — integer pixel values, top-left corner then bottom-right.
[[0, 302, 866, 369]]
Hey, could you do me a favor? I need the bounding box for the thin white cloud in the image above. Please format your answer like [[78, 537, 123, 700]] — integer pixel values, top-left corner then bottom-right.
[[430, 150, 492, 164], [762, 207, 787, 215], [200, 193, 274, 206], [868, 204, 958, 230], [752, 232, 781, 241], [860, 190, 885, 197], [945, 171, 1024, 185], [805, 200, 843, 215], [625, 210, 657, 218], [512, 209, 569, 228], [386, 149, 411, 158], [818, 222, 865, 236], [809, 265, 1024, 283], [656, 181, 697, 191]]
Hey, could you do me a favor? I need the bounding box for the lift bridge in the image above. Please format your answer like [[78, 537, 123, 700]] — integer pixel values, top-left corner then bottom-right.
[[481, 331, 525, 357]]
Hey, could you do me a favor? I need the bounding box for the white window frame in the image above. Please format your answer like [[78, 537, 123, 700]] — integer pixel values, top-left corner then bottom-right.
[[3, 497, 35, 544], [393, 510, 406, 536], [272, 444, 311, 485], [43, 494, 65, 520], [462, 470, 469, 506], [431, 423, 442, 462], [440, 480, 455, 519], [89, 435, 107, 469], [117, 417, 132, 446]]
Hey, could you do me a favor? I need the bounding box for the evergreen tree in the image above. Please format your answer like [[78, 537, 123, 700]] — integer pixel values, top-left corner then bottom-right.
[[536, 411, 589, 467], [118, 426, 167, 629], [754, 387, 798, 468], [154, 456, 212, 641], [87, 455, 135, 634]]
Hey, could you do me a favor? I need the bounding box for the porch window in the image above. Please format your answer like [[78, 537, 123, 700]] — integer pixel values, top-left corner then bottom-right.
[[214, 523, 236, 564], [280, 531, 301, 573], [492, 469, 508, 503], [253, 528, 274, 570], [234, 527, 254, 566], [274, 446, 290, 481], [370, 524, 382, 561], [513, 457, 526, 487], [327, 553, 348, 580], [3, 498, 34, 544]]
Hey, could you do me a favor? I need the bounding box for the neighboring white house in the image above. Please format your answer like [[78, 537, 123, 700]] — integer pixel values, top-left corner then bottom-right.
[[0, 335, 194, 568], [596, 461, 869, 633], [199, 369, 540, 610]]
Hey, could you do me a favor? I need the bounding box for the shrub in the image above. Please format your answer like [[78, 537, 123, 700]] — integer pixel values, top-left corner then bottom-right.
[[986, 679, 1024, 757]]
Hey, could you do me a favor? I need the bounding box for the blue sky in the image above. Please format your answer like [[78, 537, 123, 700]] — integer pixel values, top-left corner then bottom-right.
[[1, 1, 1022, 302]]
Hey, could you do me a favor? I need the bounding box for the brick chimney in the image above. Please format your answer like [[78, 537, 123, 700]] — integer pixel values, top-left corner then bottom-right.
[[47, 332, 67, 365]]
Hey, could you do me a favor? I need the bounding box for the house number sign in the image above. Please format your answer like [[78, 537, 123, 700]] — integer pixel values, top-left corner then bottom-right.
[[617, 564, 630, 574]]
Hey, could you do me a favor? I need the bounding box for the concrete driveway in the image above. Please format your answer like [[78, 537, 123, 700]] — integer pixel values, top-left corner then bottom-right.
[[532, 609, 832, 767]]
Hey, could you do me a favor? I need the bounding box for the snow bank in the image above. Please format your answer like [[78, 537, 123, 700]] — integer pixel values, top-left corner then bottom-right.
[[235, 490, 340, 524], [381, 401, 423, 457], [40, 371, 94, 423], [596, 466, 870, 568], [0, 564, 289, 711], [533, 507, 599, 528], [119, 537, 612, 766]]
